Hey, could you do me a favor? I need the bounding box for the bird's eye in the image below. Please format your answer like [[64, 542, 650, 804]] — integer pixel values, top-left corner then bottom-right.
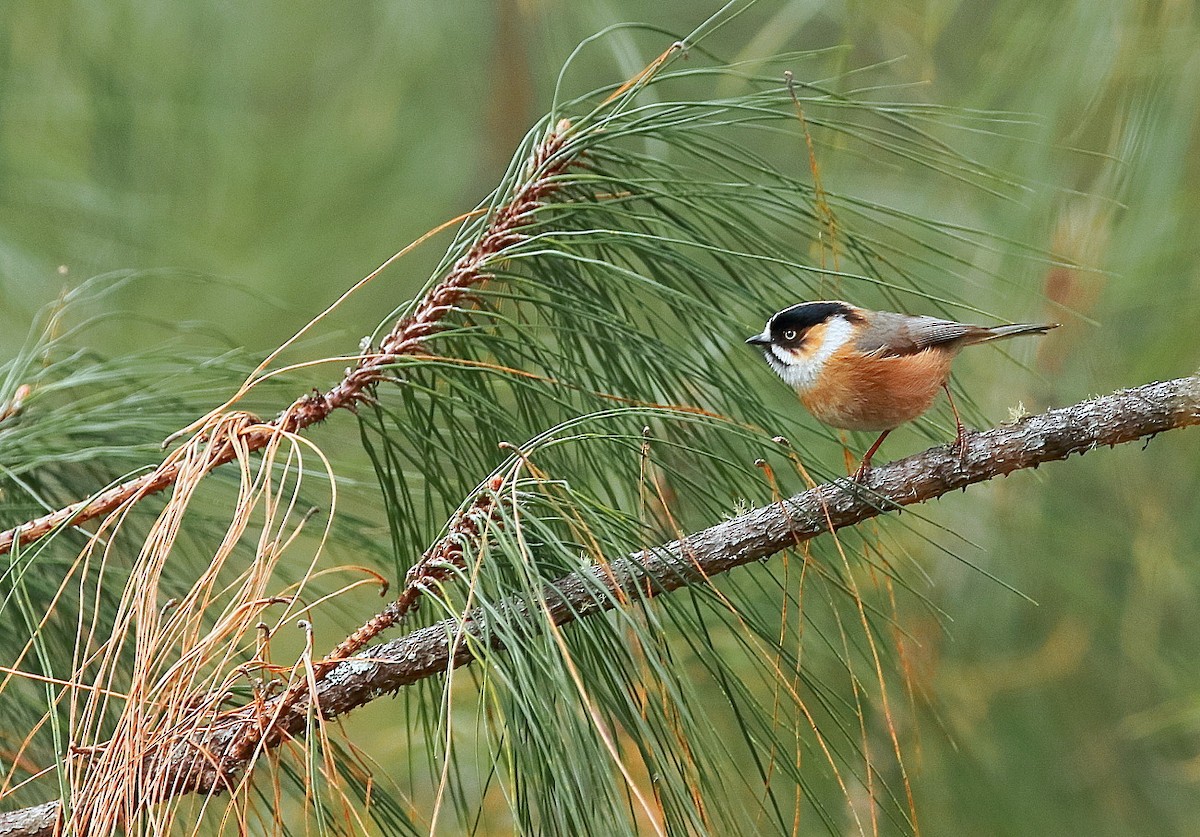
[[783, 329, 797, 341]]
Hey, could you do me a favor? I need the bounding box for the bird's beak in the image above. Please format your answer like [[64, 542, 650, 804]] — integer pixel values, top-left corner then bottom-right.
[[745, 331, 770, 346]]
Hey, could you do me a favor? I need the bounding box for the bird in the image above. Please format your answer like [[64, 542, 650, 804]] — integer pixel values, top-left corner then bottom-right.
[[746, 300, 1058, 479]]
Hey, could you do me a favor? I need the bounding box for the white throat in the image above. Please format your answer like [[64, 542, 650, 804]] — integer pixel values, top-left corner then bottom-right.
[[763, 315, 854, 392]]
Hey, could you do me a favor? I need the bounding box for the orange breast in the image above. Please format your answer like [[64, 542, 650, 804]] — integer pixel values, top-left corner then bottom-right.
[[799, 347, 954, 431]]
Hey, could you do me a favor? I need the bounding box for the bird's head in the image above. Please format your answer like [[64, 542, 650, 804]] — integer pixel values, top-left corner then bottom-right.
[[746, 301, 864, 389]]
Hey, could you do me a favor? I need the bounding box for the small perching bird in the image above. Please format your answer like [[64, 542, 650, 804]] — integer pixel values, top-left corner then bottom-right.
[[747, 300, 1059, 479]]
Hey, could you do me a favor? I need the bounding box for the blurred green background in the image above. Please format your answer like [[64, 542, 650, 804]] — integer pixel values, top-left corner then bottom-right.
[[2, 0, 1199, 834]]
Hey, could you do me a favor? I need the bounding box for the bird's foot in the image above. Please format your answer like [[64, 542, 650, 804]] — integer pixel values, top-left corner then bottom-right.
[[952, 426, 970, 464]]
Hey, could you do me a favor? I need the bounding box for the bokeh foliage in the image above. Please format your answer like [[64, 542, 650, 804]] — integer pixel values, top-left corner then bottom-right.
[[1, 1, 1199, 835]]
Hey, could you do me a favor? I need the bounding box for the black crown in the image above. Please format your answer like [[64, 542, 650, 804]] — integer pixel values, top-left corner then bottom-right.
[[769, 301, 858, 336]]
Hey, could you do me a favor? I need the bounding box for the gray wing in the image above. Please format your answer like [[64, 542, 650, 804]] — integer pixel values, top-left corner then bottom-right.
[[855, 311, 984, 357]]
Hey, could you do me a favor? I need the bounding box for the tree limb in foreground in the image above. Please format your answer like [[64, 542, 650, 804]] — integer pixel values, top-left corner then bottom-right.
[[2, 374, 1197, 836]]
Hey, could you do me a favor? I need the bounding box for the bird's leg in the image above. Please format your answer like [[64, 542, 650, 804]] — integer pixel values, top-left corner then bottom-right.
[[942, 382, 969, 462], [853, 429, 891, 481]]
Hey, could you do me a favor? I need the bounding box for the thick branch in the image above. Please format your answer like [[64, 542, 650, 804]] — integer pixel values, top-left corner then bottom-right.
[[0, 803, 57, 837], [298, 375, 1200, 705], [3, 374, 1197, 835]]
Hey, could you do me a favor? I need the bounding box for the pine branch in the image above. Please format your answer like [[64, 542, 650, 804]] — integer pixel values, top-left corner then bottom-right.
[[3, 374, 1196, 837], [0, 120, 576, 558]]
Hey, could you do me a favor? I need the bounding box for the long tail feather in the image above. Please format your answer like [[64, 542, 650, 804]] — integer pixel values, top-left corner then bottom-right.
[[971, 322, 1060, 344]]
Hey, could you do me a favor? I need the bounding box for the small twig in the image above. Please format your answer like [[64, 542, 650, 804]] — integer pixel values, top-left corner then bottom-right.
[[230, 479, 507, 761]]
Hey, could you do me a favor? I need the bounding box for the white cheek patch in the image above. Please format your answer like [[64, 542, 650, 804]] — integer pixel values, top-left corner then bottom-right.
[[762, 316, 854, 392]]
